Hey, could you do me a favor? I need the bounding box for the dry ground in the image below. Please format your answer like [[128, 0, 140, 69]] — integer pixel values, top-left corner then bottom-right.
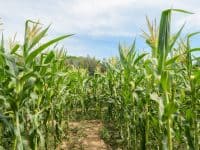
[[57, 120, 111, 150]]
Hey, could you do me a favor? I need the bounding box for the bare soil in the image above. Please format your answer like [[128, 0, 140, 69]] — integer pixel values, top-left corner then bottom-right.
[[57, 120, 111, 150]]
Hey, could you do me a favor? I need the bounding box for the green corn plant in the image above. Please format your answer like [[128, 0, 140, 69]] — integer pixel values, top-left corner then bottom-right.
[[141, 8, 197, 149], [0, 20, 72, 150], [182, 32, 200, 150], [102, 42, 147, 149], [157, 9, 193, 150]]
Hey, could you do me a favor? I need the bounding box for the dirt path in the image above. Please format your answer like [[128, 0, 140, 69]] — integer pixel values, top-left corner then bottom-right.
[[57, 120, 110, 150]]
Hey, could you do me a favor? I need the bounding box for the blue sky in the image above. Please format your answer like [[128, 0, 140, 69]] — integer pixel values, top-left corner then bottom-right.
[[0, 0, 200, 59]]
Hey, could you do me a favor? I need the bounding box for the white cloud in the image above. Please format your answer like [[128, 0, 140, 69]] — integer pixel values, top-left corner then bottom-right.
[[1, 0, 200, 37], [0, 0, 200, 57]]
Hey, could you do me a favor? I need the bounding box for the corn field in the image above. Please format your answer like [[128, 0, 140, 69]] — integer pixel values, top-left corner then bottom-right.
[[0, 9, 200, 150]]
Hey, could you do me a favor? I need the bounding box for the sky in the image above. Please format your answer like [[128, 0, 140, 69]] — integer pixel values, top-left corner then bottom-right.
[[0, 0, 200, 59]]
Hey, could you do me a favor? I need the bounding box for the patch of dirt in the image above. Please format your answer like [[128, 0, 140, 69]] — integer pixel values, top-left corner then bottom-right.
[[57, 120, 111, 150]]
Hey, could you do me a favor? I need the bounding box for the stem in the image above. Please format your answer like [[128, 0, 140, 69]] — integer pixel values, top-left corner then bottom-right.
[[165, 92, 172, 150], [13, 112, 23, 150]]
